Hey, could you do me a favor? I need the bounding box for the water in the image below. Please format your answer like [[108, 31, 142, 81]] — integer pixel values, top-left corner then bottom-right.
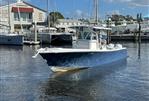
[[0, 42, 149, 101]]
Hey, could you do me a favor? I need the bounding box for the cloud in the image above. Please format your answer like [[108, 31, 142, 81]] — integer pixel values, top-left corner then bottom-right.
[[106, 0, 149, 7], [0, 0, 15, 5], [0, 0, 30, 4], [74, 9, 83, 18], [73, 9, 89, 19], [106, 10, 121, 15], [17, 0, 31, 2], [75, 9, 82, 16], [23, 0, 31, 1]]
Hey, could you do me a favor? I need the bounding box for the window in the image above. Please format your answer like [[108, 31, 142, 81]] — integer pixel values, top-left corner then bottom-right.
[[29, 13, 32, 19], [14, 12, 32, 21], [14, 13, 19, 21]]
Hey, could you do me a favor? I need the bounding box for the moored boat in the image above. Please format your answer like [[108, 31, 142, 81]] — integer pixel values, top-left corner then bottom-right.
[[0, 33, 23, 45], [37, 27, 75, 45]]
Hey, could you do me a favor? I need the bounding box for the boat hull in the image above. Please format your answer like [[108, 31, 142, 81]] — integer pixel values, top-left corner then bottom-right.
[[39, 33, 72, 45], [0, 34, 23, 45], [40, 49, 127, 68], [51, 34, 72, 45]]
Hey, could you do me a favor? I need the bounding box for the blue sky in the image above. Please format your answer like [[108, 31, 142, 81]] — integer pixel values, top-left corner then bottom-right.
[[25, 0, 149, 19]]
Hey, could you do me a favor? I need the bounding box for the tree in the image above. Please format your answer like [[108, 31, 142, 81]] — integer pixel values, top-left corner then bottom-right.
[[110, 14, 136, 26], [125, 15, 134, 21], [48, 12, 64, 27]]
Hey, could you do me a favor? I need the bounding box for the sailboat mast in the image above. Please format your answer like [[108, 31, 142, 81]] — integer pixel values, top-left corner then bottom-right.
[[17, 0, 23, 33], [94, 0, 99, 25], [7, 0, 11, 32], [47, 0, 49, 27]]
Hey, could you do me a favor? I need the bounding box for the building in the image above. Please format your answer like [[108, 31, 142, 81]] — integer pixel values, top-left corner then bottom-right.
[[0, 0, 46, 32], [55, 19, 84, 28]]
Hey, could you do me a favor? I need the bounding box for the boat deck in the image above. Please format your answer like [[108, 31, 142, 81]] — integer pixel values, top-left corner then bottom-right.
[[38, 47, 127, 54]]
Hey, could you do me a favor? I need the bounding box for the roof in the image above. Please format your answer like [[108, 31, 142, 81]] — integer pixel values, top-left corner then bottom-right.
[[22, 1, 46, 12], [0, 1, 46, 13]]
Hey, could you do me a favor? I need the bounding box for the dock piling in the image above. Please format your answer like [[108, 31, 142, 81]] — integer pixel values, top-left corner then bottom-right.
[[137, 13, 142, 59]]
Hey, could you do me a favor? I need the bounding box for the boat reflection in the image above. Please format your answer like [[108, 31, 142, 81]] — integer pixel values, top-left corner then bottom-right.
[[39, 59, 127, 101], [0, 45, 23, 51], [50, 59, 127, 80]]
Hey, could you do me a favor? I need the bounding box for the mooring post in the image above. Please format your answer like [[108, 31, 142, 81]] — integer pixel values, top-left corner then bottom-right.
[[137, 13, 142, 59], [107, 16, 111, 44], [34, 22, 37, 43]]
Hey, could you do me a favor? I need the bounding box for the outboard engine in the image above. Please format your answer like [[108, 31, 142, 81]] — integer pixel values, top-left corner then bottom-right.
[[106, 44, 115, 49], [115, 44, 123, 49]]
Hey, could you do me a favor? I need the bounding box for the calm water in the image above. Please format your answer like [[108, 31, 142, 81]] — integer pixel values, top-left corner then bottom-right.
[[0, 42, 149, 101]]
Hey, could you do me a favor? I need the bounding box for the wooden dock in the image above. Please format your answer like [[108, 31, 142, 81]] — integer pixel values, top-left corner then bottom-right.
[[23, 41, 40, 45]]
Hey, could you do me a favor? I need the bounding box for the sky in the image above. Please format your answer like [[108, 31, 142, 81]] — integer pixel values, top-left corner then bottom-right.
[[2, 0, 149, 19]]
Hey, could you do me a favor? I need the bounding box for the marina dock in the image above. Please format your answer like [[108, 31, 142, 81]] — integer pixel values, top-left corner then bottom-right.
[[111, 34, 149, 41]]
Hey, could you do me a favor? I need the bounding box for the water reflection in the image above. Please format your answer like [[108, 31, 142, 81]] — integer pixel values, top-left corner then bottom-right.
[[0, 45, 50, 78], [40, 59, 127, 101], [0, 45, 23, 51], [50, 59, 127, 81], [1, 42, 149, 101]]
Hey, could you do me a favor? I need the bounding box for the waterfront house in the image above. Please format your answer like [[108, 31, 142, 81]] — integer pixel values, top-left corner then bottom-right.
[[0, 0, 46, 33]]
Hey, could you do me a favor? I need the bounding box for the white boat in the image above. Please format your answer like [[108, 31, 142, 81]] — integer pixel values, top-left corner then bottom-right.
[[33, 26, 127, 72]]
